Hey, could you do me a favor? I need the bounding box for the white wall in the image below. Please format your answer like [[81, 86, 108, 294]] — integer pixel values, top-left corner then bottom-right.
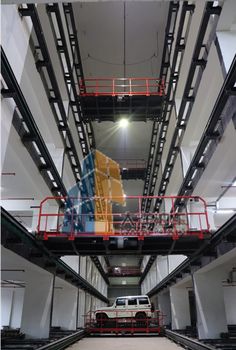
[[1, 288, 14, 328], [10, 288, 25, 329], [223, 286, 236, 325]]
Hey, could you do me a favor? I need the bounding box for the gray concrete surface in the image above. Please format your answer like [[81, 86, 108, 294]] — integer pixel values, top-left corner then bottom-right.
[[68, 336, 183, 350]]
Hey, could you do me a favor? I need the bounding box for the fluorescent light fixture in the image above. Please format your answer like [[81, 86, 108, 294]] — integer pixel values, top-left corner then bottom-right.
[[215, 209, 234, 214], [119, 118, 129, 128]]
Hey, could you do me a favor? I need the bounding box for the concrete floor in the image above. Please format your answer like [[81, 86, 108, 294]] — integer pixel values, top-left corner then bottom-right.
[[68, 337, 183, 350]]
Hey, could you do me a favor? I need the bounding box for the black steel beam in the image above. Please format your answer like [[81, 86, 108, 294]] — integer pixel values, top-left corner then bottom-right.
[[1, 207, 109, 303], [141, 2, 179, 211], [46, 3, 94, 156], [159, 1, 180, 82], [139, 255, 157, 285], [19, 5, 82, 182], [40, 235, 208, 256], [1, 47, 67, 204], [90, 256, 110, 285], [154, 2, 222, 211], [142, 2, 194, 212], [62, 2, 95, 150], [147, 213, 236, 297], [176, 54, 236, 205], [121, 168, 146, 180]]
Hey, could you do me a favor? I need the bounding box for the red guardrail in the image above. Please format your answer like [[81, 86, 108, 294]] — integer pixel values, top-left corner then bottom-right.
[[37, 195, 210, 240], [84, 309, 164, 334], [79, 78, 165, 96]]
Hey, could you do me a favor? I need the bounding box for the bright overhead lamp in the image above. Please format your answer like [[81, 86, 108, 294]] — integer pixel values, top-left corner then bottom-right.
[[119, 118, 129, 128], [215, 209, 235, 214]]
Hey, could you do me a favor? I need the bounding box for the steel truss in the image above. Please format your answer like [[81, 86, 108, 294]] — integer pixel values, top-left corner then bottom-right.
[[1, 48, 67, 205], [142, 1, 191, 211], [154, 2, 222, 212], [46, 3, 95, 155], [19, 4, 81, 182], [1, 207, 109, 303], [175, 54, 236, 206]]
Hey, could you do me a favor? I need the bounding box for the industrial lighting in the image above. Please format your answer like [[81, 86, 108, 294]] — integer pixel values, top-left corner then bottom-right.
[[119, 118, 129, 128], [215, 209, 235, 214]]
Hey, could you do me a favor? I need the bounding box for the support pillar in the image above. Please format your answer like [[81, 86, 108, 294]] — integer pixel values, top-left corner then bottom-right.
[[20, 271, 54, 338], [158, 291, 171, 326], [193, 269, 228, 339], [77, 290, 86, 327], [52, 284, 78, 331], [10, 288, 25, 329], [170, 286, 191, 330]]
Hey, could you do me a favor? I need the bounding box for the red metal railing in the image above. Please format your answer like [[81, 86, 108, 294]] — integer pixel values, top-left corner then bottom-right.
[[79, 78, 165, 96], [84, 309, 164, 334], [37, 195, 210, 240]]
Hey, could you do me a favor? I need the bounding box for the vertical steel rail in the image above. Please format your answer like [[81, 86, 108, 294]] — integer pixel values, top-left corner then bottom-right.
[[46, 3, 91, 157], [143, 2, 195, 213], [154, 2, 222, 212], [62, 3, 96, 150], [1, 47, 67, 207], [175, 54, 236, 206], [141, 1, 180, 211], [19, 5, 82, 183]]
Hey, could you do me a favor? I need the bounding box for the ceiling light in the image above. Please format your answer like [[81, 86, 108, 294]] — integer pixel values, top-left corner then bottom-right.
[[119, 118, 129, 128], [215, 209, 235, 214]]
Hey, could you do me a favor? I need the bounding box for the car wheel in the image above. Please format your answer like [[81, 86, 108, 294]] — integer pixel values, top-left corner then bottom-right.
[[135, 312, 146, 328], [96, 313, 108, 327]]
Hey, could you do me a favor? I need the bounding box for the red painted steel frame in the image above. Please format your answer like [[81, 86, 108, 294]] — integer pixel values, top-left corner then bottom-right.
[[79, 78, 165, 96], [84, 310, 164, 335], [37, 195, 210, 240]]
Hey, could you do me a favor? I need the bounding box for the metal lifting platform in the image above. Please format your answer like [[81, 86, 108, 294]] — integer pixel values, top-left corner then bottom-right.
[[79, 78, 165, 122], [36, 195, 210, 256], [84, 311, 164, 336]]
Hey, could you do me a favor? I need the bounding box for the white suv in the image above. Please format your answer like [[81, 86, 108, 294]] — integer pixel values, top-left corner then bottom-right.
[[95, 295, 154, 325]]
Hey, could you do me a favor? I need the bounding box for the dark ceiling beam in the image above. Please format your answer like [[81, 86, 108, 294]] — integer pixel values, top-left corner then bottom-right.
[[154, 2, 222, 211], [19, 5, 82, 182], [1, 207, 109, 303], [175, 53, 236, 207], [143, 1, 195, 213], [139, 255, 157, 285], [1, 47, 67, 206], [147, 213, 236, 297]]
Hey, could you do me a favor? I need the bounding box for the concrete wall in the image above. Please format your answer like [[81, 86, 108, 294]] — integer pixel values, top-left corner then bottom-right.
[[223, 286, 236, 325]]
